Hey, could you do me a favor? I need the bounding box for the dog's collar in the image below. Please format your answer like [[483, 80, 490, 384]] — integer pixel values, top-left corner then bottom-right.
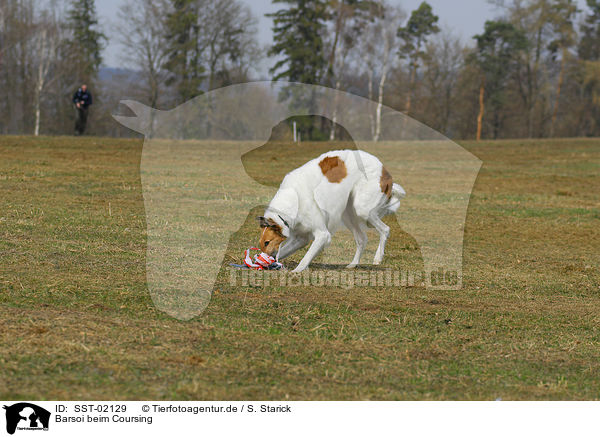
[[278, 215, 290, 229]]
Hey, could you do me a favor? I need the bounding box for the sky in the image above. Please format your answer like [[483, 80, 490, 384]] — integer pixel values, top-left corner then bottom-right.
[[97, 0, 590, 70]]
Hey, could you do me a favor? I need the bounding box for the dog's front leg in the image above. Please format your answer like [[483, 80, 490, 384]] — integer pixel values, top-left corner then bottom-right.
[[292, 231, 331, 272], [277, 235, 308, 261]]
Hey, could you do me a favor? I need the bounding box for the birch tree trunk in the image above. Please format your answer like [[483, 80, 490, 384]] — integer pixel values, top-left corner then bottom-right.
[[326, 1, 344, 88], [358, 4, 403, 142], [34, 66, 43, 136], [329, 78, 341, 140], [33, 28, 50, 136], [367, 67, 375, 140], [550, 49, 567, 138], [401, 62, 416, 139], [373, 21, 393, 142], [374, 53, 390, 142]]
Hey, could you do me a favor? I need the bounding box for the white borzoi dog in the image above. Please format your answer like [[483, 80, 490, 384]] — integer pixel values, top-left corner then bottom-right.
[[257, 149, 406, 272]]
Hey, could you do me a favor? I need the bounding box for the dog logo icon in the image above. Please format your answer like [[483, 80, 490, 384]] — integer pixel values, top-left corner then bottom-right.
[[3, 403, 50, 435], [113, 81, 481, 320]]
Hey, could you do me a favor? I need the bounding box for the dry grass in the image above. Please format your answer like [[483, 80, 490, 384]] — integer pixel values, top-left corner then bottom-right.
[[1, 135, 599, 400]]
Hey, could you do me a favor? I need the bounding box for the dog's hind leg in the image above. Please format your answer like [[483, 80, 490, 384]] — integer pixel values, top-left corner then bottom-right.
[[368, 212, 390, 265], [343, 209, 367, 269]]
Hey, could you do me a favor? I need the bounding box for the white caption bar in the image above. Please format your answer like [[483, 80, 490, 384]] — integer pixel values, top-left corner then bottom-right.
[[0, 401, 598, 436]]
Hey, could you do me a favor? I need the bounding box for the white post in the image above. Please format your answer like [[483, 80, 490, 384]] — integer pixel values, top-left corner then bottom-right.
[[293, 121, 297, 143]]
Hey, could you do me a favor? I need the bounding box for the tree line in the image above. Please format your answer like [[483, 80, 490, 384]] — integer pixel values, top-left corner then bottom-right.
[[0, 0, 599, 140]]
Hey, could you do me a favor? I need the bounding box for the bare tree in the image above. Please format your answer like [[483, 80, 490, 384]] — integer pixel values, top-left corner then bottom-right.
[[329, 31, 353, 140], [0, 0, 13, 133], [357, 1, 404, 142], [398, 1, 440, 119], [493, 0, 554, 137], [421, 30, 466, 135], [548, 0, 577, 137], [115, 0, 171, 111], [327, 2, 369, 140], [33, 11, 61, 136], [0, 0, 35, 134], [199, 0, 260, 89]]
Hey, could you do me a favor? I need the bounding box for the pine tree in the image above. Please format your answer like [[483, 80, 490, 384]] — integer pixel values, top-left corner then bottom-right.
[[268, 0, 329, 84], [547, 0, 578, 136], [471, 21, 527, 140], [165, 0, 205, 102], [578, 0, 600, 134], [324, 0, 374, 86], [66, 0, 106, 82], [267, 0, 330, 139], [579, 0, 600, 61], [397, 1, 440, 117]]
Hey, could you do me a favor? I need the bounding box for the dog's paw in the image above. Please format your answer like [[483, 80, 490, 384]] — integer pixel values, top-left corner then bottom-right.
[[346, 263, 358, 269]]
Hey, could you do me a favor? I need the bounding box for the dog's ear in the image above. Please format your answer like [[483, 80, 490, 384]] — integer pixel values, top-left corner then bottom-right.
[[257, 216, 270, 228]]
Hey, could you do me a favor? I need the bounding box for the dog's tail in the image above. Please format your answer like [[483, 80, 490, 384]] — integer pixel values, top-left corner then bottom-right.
[[386, 183, 406, 214], [392, 183, 406, 199]]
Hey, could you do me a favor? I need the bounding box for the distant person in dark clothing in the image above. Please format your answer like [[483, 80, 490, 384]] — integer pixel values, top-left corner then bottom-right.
[[73, 84, 92, 135]]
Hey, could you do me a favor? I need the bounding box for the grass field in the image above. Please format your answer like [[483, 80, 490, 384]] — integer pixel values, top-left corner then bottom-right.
[[1, 135, 599, 400]]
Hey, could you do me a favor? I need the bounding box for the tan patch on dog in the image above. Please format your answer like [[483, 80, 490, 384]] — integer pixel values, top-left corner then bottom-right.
[[380, 166, 393, 199], [319, 156, 347, 183], [259, 218, 286, 256]]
